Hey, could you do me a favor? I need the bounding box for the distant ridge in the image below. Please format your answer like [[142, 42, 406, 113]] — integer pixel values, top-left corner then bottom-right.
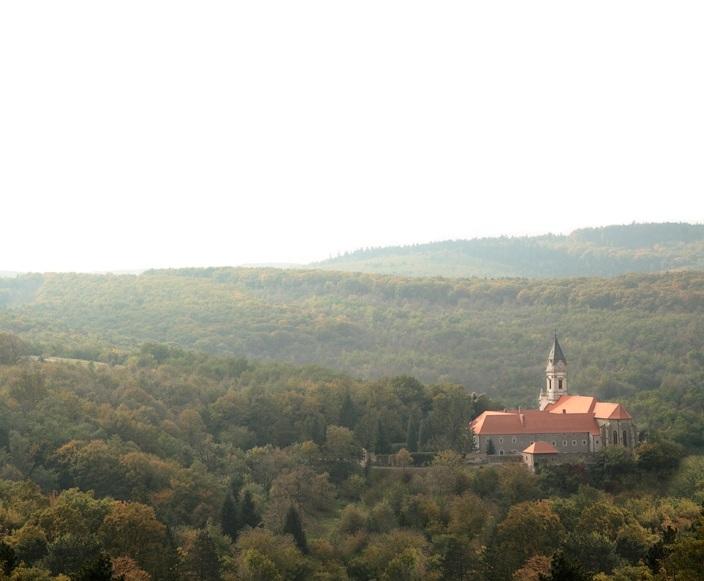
[[312, 222, 704, 278]]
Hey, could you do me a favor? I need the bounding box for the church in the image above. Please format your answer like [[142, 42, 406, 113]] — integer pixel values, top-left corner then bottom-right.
[[470, 335, 637, 464]]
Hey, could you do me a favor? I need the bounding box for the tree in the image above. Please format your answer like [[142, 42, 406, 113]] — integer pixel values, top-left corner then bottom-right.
[[240, 490, 261, 529], [7, 523, 48, 564], [99, 501, 167, 576], [0, 332, 29, 364], [339, 391, 357, 429], [539, 549, 588, 581], [236, 528, 306, 579], [382, 547, 428, 580], [283, 505, 308, 554], [0, 541, 17, 576], [636, 440, 686, 475], [44, 535, 103, 578], [221, 493, 240, 540], [406, 417, 418, 453], [374, 418, 391, 454], [494, 501, 564, 578], [238, 549, 283, 581], [486, 439, 496, 455], [74, 553, 114, 581], [395, 448, 413, 468], [185, 530, 221, 581], [112, 556, 151, 581]]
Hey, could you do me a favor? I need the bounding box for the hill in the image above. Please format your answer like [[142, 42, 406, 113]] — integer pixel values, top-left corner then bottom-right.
[[313, 222, 704, 278], [1, 267, 704, 446]]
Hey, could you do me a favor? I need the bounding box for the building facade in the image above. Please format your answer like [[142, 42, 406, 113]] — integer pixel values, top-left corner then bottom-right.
[[470, 335, 637, 457]]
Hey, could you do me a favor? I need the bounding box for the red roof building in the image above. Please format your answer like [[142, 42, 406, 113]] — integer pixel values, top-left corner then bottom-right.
[[470, 336, 637, 457]]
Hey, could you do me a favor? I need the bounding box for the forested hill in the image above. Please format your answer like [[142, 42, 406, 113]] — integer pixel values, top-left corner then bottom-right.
[[313, 222, 704, 278], [1, 267, 704, 447]]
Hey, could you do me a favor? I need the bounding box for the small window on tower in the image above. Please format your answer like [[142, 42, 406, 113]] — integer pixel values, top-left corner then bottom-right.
[[559, 379, 563, 390]]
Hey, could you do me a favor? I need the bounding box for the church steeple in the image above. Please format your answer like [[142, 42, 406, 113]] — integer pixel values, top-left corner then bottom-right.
[[539, 333, 568, 410], [548, 333, 566, 366]]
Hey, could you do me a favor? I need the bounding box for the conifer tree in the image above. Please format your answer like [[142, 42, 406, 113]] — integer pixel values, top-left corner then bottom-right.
[[240, 490, 261, 529], [374, 418, 391, 454], [406, 416, 418, 452], [539, 550, 587, 581], [339, 391, 357, 428], [416, 418, 426, 452], [486, 439, 496, 455], [75, 553, 113, 581], [283, 505, 309, 555], [221, 493, 240, 540], [187, 530, 221, 581]]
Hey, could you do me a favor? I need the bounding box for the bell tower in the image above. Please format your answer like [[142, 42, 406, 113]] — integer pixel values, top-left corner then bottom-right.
[[539, 333, 568, 410]]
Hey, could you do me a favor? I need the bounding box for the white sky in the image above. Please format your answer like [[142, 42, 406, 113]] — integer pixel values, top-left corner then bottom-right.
[[1, 2, 703, 272]]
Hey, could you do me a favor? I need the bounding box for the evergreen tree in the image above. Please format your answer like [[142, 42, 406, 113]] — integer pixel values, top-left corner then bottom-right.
[[229, 474, 244, 499], [186, 530, 221, 581], [221, 493, 240, 540], [406, 416, 418, 452], [486, 438, 496, 455], [417, 418, 426, 452], [311, 414, 327, 445], [75, 553, 113, 581], [339, 391, 357, 428], [374, 418, 391, 454], [155, 526, 182, 581], [240, 490, 261, 529], [283, 505, 309, 555], [0, 541, 17, 576], [539, 550, 588, 581]]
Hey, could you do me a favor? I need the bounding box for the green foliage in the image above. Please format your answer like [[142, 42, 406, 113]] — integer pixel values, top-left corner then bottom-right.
[[74, 553, 113, 581], [220, 493, 239, 540], [4, 266, 704, 451], [315, 222, 704, 278], [282, 505, 308, 555], [1, 265, 704, 581], [184, 530, 221, 581]]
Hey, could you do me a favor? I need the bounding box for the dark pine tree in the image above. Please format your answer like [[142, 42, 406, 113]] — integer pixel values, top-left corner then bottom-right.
[[311, 414, 327, 445], [339, 391, 357, 428], [416, 418, 426, 452], [374, 418, 391, 454], [187, 530, 221, 581], [283, 505, 309, 555], [229, 474, 244, 499], [486, 438, 496, 455], [221, 493, 240, 540], [406, 416, 418, 452], [240, 490, 261, 529], [540, 550, 588, 581], [75, 553, 113, 581], [0, 542, 17, 576]]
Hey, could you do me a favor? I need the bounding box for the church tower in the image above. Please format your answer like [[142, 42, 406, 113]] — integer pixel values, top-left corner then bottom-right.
[[539, 334, 568, 410]]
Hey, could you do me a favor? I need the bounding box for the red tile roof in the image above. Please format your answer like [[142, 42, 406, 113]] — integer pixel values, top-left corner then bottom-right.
[[593, 402, 632, 420], [471, 409, 601, 436], [545, 395, 632, 420], [523, 441, 559, 454], [471, 393, 633, 438], [546, 395, 597, 414]]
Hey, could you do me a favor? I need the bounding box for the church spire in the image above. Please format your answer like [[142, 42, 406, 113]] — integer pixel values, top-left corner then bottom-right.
[[539, 333, 568, 410], [548, 333, 566, 365]]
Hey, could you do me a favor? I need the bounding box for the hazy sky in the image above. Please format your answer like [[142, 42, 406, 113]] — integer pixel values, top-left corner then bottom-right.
[[1, 2, 703, 272]]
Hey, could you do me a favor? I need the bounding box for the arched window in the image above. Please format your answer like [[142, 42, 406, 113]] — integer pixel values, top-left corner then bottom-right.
[[558, 379, 563, 390], [612, 430, 618, 445], [623, 431, 628, 447]]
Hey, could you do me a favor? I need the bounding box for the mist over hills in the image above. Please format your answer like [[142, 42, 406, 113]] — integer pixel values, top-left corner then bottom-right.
[[2, 266, 704, 446], [313, 222, 704, 278]]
